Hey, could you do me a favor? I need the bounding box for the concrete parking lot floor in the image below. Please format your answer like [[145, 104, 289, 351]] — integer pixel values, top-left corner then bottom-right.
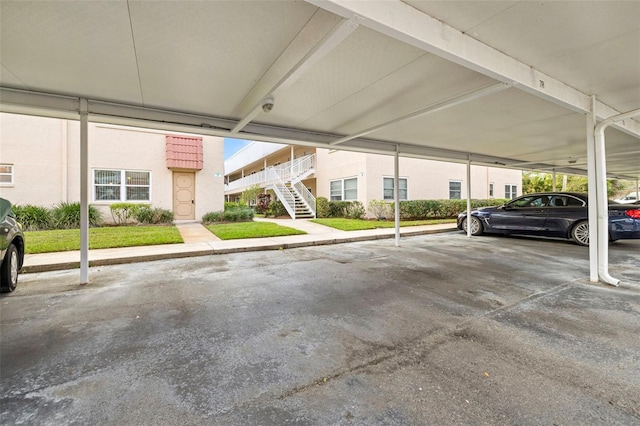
[[2, 233, 639, 425]]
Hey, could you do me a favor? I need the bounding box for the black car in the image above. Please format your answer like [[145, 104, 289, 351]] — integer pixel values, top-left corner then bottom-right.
[[1, 198, 25, 293], [457, 192, 640, 246]]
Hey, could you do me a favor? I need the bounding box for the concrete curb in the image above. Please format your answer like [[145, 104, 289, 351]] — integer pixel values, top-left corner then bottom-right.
[[23, 226, 458, 273]]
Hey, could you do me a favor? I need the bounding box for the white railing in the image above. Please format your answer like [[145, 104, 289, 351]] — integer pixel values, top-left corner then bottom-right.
[[266, 168, 296, 218], [225, 169, 269, 192], [225, 153, 317, 218], [291, 180, 316, 217], [225, 154, 316, 193]]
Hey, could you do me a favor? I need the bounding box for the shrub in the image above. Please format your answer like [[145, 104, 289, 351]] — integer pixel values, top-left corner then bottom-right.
[[393, 199, 508, 220], [267, 198, 287, 218], [51, 202, 101, 229], [110, 202, 149, 225], [347, 201, 365, 219], [202, 211, 224, 222], [328, 201, 351, 218], [224, 201, 241, 211], [203, 206, 254, 223], [367, 199, 392, 220], [12, 204, 52, 231], [135, 206, 174, 224], [315, 197, 329, 218], [256, 193, 271, 215]]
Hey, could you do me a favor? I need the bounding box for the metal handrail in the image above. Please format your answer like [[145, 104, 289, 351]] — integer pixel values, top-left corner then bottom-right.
[[291, 180, 316, 217], [266, 168, 296, 218], [226, 155, 315, 192], [225, 154, 317, 218]]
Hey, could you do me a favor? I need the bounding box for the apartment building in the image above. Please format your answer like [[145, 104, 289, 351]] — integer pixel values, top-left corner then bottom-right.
[[0, 113, 225, 222], [224, 142, 521, 218]]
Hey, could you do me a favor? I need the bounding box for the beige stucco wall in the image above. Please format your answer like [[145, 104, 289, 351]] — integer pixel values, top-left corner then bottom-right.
[[313, 149, 521, 209], [363, 153, 521, 202], [0, 113, 224, 223], [315, 149, 367, 201], [0, 114, 68, 204]]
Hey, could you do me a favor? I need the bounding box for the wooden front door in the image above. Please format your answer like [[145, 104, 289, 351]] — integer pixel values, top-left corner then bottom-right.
[[173, 172, 195, 220]]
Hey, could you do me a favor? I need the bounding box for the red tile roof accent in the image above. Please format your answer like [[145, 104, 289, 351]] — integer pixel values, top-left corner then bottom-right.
[[166, 135, 203, 170]]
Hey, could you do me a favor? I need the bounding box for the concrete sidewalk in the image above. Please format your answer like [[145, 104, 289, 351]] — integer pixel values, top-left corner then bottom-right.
[[22, 219, 457, 273]]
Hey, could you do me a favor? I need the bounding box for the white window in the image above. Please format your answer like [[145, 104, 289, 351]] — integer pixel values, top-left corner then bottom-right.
[[0, 164, 14, 185], [505, 184, 518, 199], [383, 177, 407, 200], [94, 169, 151, 202], [449, 181, 462, 199], [489, 182, 494, 198], [329, 177, 357, 201]]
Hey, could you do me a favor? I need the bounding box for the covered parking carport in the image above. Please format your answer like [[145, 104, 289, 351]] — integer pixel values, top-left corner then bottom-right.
[[1, 0, 639, 285]]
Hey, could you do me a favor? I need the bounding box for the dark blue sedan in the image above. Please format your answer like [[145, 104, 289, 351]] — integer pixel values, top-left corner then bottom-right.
[[457, 192, 640, 246]]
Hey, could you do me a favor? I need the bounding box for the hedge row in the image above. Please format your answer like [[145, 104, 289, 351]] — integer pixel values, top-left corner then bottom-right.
[[395, 199, 508, 220], [12, 202, 174, 231], [315, 198, 508, 220], [202, 205, 254, 223]]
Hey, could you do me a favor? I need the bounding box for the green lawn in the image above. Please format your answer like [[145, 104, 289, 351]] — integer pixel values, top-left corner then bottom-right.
[[311, 218, 456, 231], [205, 221, 306, 240], [24, 226, 183, 254]]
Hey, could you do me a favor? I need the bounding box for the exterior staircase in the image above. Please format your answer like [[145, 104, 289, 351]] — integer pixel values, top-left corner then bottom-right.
[[226, 154, 317, 219], [285, 183, 314, 218]]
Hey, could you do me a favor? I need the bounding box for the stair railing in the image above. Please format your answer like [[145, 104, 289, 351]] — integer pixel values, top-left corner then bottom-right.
[[226, 154, 316, 193], [291, 180, 316, 218], [266, 168, 297, 218]]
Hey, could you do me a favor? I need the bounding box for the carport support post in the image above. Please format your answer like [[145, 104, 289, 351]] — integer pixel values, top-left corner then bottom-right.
[[394, 145, 400, 246], [586, 100, 600, 282], [552, 169, 557, 192], [466, 156, 471, 238], [80, 99, 89, 284]]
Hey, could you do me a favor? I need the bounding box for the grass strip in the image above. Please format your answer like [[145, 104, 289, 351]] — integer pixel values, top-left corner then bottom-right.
[[25, 226, 183, 254], [205, 221, 306, 240], [310, 218, 456, 231]]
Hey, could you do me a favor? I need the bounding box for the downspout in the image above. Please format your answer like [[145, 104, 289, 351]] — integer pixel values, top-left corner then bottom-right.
[[79, 99, 89, 284], [466, 156, 471, 238], [61, 119, 69, 202], [394, 145, 400, 246], [593, 107, 640, 286]]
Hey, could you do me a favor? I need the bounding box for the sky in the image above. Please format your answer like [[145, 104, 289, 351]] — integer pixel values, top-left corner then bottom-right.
[[224, 138, 252, 160]]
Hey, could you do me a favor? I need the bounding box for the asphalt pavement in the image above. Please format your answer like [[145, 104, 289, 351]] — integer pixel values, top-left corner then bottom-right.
[[2, 230, 639, 425]]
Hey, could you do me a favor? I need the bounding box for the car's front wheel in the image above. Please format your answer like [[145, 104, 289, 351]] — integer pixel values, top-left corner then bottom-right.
[[571, 221, 589, 246], [462, 216, 484, 236], [1, 244, 19, 293]]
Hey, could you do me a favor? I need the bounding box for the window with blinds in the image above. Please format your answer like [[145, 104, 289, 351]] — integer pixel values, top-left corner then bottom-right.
[[94, 169, 150, 202]]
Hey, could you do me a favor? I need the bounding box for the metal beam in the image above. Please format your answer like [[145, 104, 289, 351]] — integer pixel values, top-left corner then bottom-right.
[[1, 87, 624, 179], [330, 83, 510, 146], [231, 18, 360, 134], [306, 0, 640, 139]]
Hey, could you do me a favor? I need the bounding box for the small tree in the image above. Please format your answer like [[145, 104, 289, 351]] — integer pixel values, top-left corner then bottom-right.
[[256, 193, 271, 215], [240, 184, 263, 207]]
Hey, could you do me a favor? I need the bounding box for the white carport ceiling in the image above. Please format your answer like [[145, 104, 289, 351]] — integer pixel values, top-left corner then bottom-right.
[[1, 0, 639, 179]]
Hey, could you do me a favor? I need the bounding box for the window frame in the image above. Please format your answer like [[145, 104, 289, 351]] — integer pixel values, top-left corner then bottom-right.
[[0, 164, 14, 186], [489, 182, 494, 198], [449, 180, 462, 200], [505, 184, 518, 199], [383, 176, 408, 201], [93, 168, 152, 202], [329, 177, 358, 201]]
